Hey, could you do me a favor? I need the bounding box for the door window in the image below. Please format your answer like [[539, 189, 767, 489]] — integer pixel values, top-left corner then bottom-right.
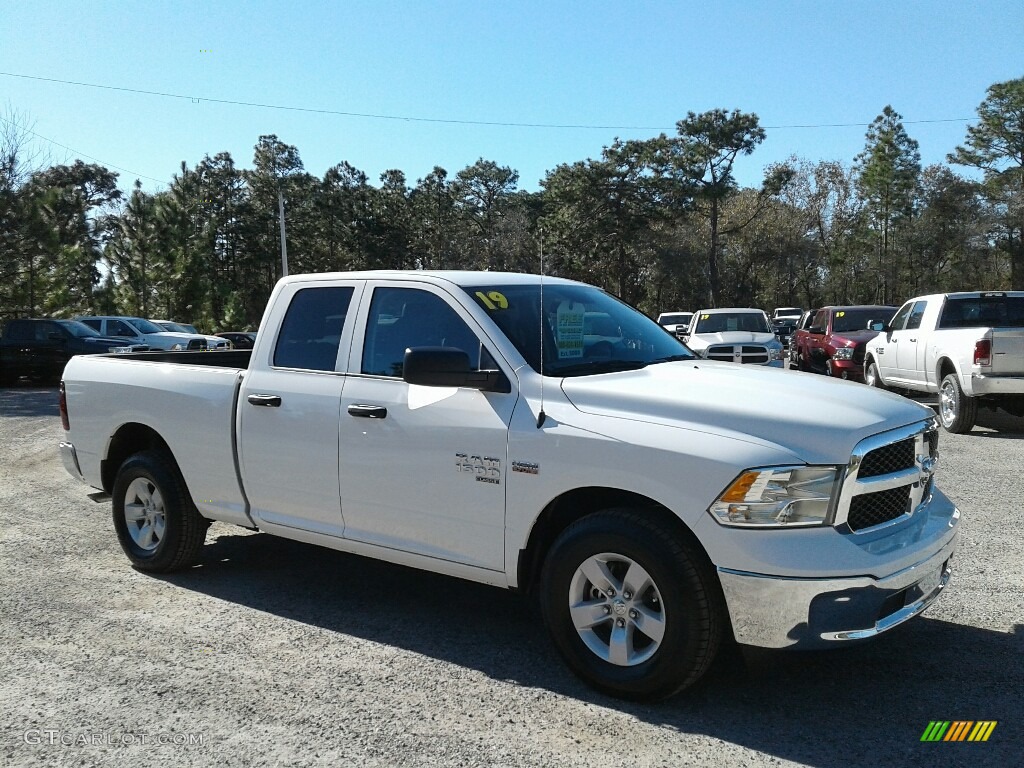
[[906, 301, 928, 331], [362, 288, 482, 378], [889, 302, 914, 332], [273, 287, 354, 371], [107, 320, 136, 337]]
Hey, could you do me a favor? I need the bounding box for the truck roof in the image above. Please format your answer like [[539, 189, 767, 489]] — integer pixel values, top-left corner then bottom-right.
[[277, 270, 583, 289]]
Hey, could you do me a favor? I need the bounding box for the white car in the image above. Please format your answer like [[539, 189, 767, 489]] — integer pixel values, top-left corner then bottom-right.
[[153, 320, 231, 350], [682, 308, 785, 367], [75, 316, 209, 351]]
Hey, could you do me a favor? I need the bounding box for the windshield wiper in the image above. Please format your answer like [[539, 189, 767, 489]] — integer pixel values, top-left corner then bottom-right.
[[648, 354, 696, 364], [549, 360, 649, 377]]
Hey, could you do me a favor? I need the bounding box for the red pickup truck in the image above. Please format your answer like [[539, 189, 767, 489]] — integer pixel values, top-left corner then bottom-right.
[[791, 305, 896, 381]]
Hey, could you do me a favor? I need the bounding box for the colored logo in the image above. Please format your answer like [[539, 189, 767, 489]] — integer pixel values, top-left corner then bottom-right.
[[920, 721, 997, 742]]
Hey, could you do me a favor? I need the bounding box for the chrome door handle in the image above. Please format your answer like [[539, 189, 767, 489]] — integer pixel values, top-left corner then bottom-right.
[[247, 393, 282, 407]]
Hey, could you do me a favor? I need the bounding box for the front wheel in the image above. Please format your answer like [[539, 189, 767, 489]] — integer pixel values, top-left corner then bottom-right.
[[938, 373, 977, 433], [111, 450, 207, 572], [540, 510, 724, 701], [864, 360, 886, 390]]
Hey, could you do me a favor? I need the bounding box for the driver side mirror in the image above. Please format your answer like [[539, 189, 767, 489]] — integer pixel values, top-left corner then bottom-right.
[[403, 347, 510, 393], [868, 321, 886, 332]]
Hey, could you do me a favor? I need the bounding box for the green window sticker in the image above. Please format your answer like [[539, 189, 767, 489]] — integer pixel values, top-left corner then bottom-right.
[[555, 301, 585, 359]]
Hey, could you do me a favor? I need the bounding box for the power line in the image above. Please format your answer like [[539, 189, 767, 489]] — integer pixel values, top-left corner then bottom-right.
[[0, 114, 166, 185], [0, 70, 975, 131]]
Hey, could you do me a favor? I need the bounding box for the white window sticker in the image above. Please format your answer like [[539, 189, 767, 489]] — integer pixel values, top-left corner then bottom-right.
[[555, 301, 585, 359]]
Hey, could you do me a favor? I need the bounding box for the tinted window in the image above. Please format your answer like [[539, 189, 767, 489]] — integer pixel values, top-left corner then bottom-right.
[[79, 318, 102, 331], [905, 301, 928, 331], [273, 287, 353, 371], [362, 288, 482, 378], [57, 321, 104, 338], [889, 302, 914, 332], [937, 296, 1024, 329], [107, 320, 136, 337], [6, 321, 33, 340], [832, 307, 897, 333], [808, 310, 829, 333]]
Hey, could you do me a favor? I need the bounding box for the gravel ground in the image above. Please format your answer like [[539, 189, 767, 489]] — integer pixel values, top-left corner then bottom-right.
[[1, 383, 1021, 767]]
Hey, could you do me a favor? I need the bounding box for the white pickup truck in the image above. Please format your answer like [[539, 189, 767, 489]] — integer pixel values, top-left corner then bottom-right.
[[59, 271, 958, 700], [863, 291, 1024, 433]]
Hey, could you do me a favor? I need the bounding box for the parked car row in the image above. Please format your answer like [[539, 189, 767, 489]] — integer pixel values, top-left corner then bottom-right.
[[1, 314, 258, 385]]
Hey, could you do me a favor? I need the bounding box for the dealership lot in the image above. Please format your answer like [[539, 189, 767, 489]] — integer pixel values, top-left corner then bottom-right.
[[1, 383, 1021, 767]]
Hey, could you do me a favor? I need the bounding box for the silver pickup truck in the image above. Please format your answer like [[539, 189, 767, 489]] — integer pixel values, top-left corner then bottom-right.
[[59, 270, 959, 700]]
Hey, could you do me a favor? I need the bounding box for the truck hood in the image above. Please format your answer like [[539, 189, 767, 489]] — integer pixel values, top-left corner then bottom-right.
[[559, 361, 932, 465], [832, 329, 881, 348], [688, 331, 777, 349]]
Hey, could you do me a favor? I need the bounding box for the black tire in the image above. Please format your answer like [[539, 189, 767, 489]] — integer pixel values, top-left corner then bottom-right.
[[938, 373, 977, 433], [864, 360, 886, 390], [111, 450, 206, 572], [539, 509, 724, 701]]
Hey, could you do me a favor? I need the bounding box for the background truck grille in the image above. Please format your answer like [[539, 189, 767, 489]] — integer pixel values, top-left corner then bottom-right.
[[706, 344, 769, 364], [859, 438, 916, 478], [848, 486, 912, 531]]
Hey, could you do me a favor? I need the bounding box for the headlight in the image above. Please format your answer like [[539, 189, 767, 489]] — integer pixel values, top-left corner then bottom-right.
[[709, 465, 840, 527], [832, 347, 855, 360], [768, 346, 784, 361], [171, 343, 184, 350]]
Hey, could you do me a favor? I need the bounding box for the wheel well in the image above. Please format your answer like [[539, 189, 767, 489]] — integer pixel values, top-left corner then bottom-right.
[[515, 487, 710, 595], [101, 423, 174, 492], [937, 357, 957, 383]]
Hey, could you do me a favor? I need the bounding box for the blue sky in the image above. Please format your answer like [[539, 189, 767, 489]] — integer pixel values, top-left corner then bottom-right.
[[2, 1, 1021, 195]]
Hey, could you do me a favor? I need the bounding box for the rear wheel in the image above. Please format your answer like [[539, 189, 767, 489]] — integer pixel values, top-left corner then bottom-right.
[[938, 373, 977, 433], [111, 450, 206, 572], [540, 510, 723, 701]]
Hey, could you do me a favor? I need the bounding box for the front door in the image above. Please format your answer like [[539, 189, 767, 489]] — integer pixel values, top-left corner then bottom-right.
[[338, 282, 517, 571]]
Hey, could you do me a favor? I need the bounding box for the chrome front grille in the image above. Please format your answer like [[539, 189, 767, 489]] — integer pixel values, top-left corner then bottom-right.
[[835, 419, 939, 533], [706, 344, 770, 364]]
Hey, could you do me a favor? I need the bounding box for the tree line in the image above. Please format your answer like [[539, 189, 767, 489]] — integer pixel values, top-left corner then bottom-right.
[[1, 77, 1021, 332]]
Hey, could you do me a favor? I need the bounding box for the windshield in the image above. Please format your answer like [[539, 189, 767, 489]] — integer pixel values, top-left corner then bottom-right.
[[832, 308, 895, 333], [694, 312, 771, 334], [56, 320, 104, 338], [774, 308, 801, 317], [158, 321, 190, 333], [128, 317, 167, 334], [461, 282, 695, 377], [658, 313, 691, 325]]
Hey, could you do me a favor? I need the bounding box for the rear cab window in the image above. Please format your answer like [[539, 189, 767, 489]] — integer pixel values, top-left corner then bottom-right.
[[938, 295, 1024, 329]]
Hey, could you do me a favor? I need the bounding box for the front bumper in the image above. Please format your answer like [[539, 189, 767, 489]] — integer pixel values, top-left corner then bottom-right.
[[718, 528, 957, 649], [827, 358, 864, 381], [59, 440, 85, 483]]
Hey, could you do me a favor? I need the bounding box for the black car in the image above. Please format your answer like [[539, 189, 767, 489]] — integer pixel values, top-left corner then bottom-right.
[[216, 331, 257, 350], [772, 317, 799, 348], [0, 318, 147, 385]]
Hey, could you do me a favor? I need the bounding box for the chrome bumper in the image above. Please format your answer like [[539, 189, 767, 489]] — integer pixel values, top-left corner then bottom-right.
[[59, 440, 85, 483], [971, 373, 1024, 396], [718, 532, 957, 649]]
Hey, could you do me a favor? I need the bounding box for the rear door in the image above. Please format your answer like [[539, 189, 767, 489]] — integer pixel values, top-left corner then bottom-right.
[[337, 281, 517, 571], [239, 280, 361, 536]]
